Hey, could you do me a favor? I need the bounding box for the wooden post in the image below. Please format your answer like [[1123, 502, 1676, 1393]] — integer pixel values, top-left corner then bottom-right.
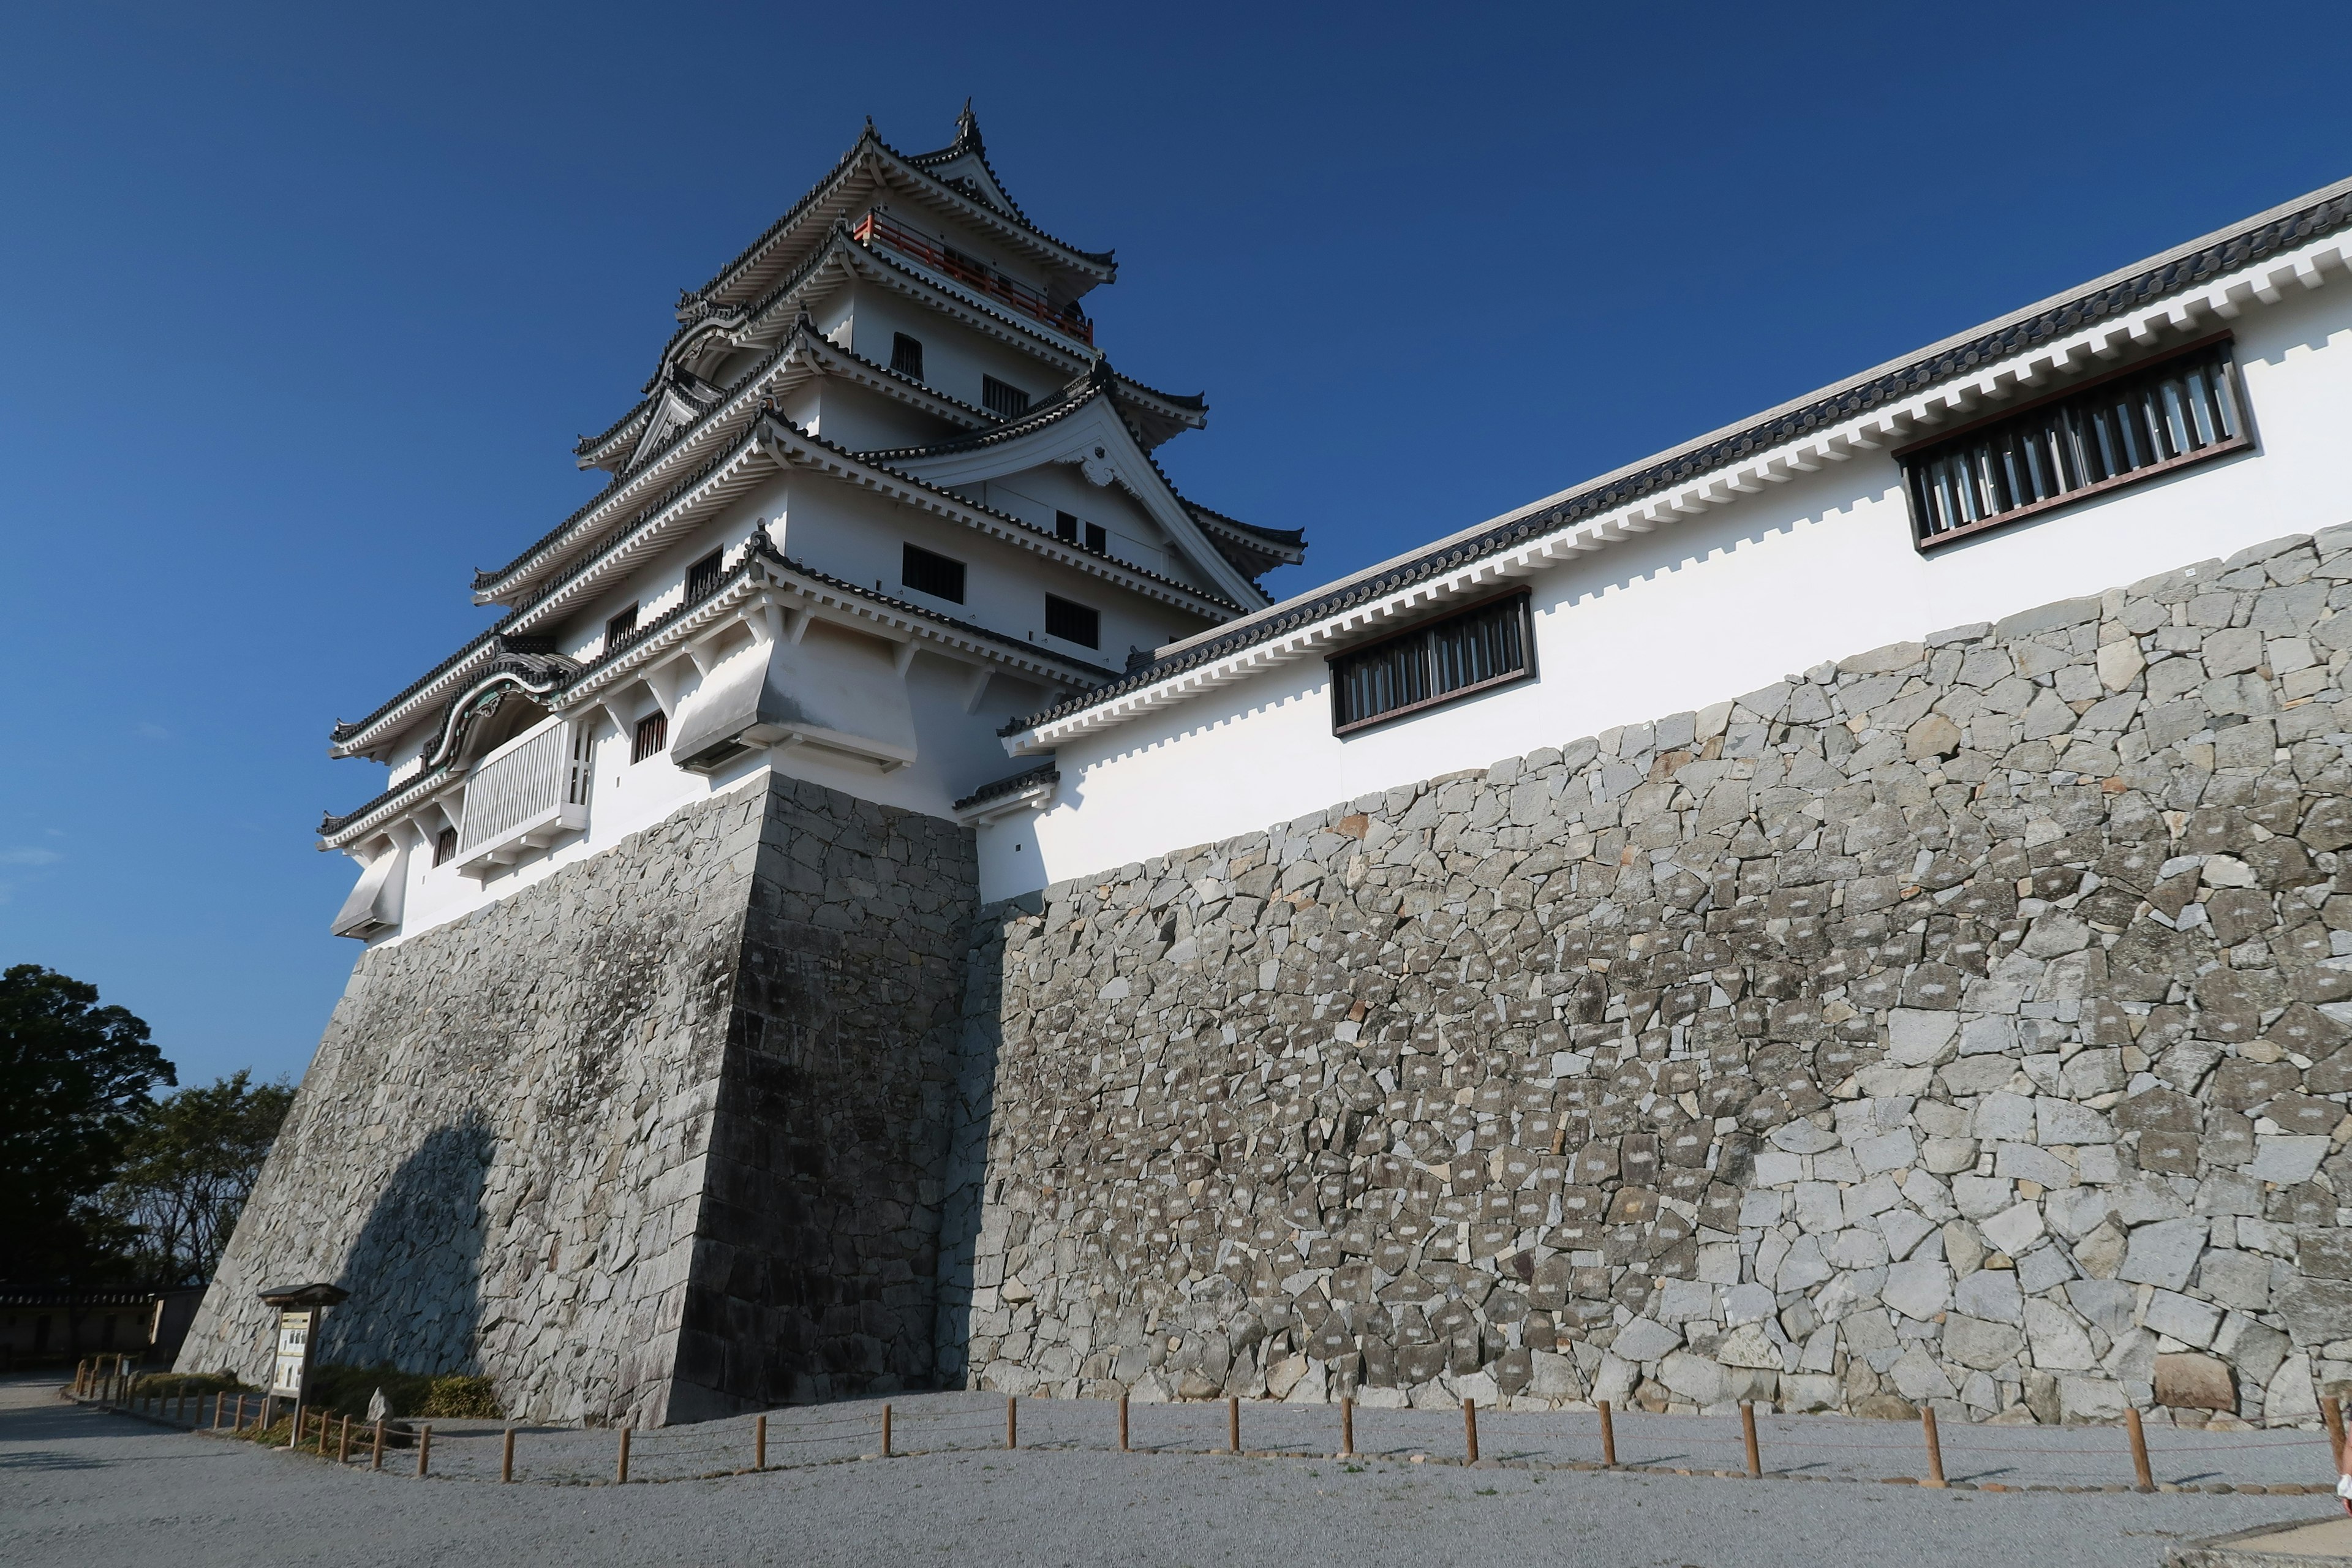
[[755, 1413, 767, 1471], [417, 1424, 431, 1477], [1341, 1395, 1354, 1458], [501, 1425, 516, 1483], [881, 1403, 892, 1460], [2125, 1406, 2154, 1491], [1598, 1400, 1617, 1468], [372, 1418, 385, 1471], [2323, 1395, 2346, 1467], [1921, 1406, 1946, 1488], [232, 1394, 245, 1433], [1463, 1397, 1479, 1464], [1006, 1395, 1017, 1450], [1227, 1395, 1240, 1455], [338, 1414, 352, 1463], [1118, 1393, 1130, 1452], [1740, 1401, 1760, 1479], [616, 1426, 631, 1485]]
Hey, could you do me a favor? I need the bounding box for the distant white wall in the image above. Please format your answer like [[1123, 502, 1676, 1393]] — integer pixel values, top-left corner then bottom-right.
[[997, 280, 2352, 902]]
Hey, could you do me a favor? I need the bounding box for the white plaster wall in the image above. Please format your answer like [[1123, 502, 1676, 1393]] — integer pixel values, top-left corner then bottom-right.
[[1001, 281, 2352, 902], [845, 279, 1069, 421], [774, 470, 1211, 669], [368, 642, 1050, 946]]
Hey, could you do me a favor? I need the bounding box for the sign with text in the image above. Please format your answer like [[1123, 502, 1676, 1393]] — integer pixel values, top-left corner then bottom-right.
[[270, 1309, 312, 1399]]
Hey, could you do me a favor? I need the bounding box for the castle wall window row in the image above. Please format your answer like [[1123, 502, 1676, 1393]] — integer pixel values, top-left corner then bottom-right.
[[1902, 336, 2250, 548], [982, 375, 1031, 418], [1044, 594, 1099, 648], [901, 542, 968, 604], [891, 332, 924, 380], [1329, 590, 1535, 735]]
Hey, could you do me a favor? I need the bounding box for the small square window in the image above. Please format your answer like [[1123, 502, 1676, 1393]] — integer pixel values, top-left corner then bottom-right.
[[1055, 510, 1079, 542], [432, 827, 457, 867], [606, 605, 639, 651], [632, 710, 668, 764], [687, 549, 725, 601], [1044, 595, 1099, 649], [1085, 522, 1107, 554], [891, 333, 924, 380], [901, 543, 967, 603], [982, 375, 1030, 418]]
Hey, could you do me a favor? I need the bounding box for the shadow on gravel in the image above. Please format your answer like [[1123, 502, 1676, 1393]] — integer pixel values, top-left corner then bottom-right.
[[0, 1450, 108, 1472]]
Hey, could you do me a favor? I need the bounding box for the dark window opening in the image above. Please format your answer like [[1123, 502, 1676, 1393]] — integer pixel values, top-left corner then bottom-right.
[[1330, 591, 1534, 735], [982, 375, 1030, 418], [432, 827, 457, 867], [605, 605, 639, 652], [1044, 594, 1100, 649], [687, 548, 725, 601], [1085, 522, 1107, 554], [902, 543, 968, 603], [891, 333, 924, 379], [1055, 510, 1079, 543], [1903, 336, 2248, 549], [632, 710, 668, 764]]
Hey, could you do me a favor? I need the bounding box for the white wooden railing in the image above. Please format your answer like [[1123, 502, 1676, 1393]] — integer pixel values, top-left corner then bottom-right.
[[454, 721, 590, 875]]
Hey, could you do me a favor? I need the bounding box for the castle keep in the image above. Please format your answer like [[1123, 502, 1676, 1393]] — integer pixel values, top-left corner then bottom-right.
[[182, 121, 2352, 1431]]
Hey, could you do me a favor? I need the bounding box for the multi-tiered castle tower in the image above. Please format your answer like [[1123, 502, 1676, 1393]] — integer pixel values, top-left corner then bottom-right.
[[177, 109, 1300, 1423]]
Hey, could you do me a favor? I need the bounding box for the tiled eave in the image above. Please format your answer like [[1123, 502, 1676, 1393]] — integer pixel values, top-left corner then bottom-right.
[[1002, 179, 2352, 753], [479, 311, 992, 607], [680, 126, 1114, 317], [333, 410, 1232, 760], [320, 541, 1113, 850], [953, 762, 1059, 824]]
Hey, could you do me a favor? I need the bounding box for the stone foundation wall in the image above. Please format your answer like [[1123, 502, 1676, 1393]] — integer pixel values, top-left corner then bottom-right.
[[940, 529, 2352, 1428], [181, 772, 975, 1425]]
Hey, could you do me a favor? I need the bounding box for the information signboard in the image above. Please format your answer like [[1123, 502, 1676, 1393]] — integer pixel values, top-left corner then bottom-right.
[[271, 1308, 312, 1399]]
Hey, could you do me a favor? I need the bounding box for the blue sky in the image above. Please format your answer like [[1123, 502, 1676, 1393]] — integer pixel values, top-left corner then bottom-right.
[[4, 1, 2349, 1090]]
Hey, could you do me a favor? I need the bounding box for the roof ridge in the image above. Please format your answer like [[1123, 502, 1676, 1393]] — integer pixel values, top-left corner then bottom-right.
[[679, 116, 1114, 314]]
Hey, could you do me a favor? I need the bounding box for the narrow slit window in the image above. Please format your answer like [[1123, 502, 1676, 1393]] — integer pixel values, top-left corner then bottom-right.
[[982, 375, 1030, 418], [1044, 594, 1099, 649], [902, 543, 968, 603], [891, 333, 924, 380], [1330, 592, 1534, 735], [687, 549, 725, 601], [432, 827, 457, 867], [605, 605, 639, 652], [631, 710, 667, 764], [1902, 337, 2248, 549]]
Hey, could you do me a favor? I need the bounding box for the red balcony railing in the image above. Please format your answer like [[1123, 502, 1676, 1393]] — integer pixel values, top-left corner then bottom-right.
[[851, 212, 1094, 345]]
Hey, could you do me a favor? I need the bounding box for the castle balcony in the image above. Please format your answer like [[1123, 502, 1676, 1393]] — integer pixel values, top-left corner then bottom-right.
[[851, 211, 1094, 346], [451, 719, 590, 879]]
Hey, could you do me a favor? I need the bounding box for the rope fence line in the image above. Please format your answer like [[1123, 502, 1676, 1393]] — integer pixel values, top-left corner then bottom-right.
[[64, 1367, 2348, 1498]]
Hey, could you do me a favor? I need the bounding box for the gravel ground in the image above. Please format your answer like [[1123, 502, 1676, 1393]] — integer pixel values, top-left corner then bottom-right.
[[7, 1377, 2339, 1568]]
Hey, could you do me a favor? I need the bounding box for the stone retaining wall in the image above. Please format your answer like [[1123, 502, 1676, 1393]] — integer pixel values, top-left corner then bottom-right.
[[939, 529, 2352, 1428], [180, 772, 974, 1424]]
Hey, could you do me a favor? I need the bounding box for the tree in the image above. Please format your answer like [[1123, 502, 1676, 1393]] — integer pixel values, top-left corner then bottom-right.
[[105, 1071, 295, 1286], [0, 965, 175, 1283]]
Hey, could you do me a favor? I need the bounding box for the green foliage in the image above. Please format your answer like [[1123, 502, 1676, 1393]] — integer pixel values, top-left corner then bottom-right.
[[0, 965, 173, 1282], [103, 1070, 294, 1286], [307, 1363, 502, 1420]]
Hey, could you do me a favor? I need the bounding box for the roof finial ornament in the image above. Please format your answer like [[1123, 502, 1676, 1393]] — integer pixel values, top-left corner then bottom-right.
[[955, 98, 982, 151]]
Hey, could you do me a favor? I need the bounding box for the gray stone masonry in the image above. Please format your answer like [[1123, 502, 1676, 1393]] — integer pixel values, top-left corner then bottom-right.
[[178, 772, 976, 1425], [940, 528, 2352, 1431]]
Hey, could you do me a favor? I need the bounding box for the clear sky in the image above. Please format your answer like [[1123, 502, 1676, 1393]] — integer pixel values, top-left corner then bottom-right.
[[4, 1, 2350, 1091]]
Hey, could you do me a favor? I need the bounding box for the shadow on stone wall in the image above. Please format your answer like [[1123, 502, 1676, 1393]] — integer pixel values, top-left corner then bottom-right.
[[320, 1115, 496, 1374], [933, 897, 1033, 1385]]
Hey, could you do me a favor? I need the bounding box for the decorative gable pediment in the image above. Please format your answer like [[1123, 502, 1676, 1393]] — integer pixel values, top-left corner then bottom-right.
[[884, 393, 1268, 608]]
